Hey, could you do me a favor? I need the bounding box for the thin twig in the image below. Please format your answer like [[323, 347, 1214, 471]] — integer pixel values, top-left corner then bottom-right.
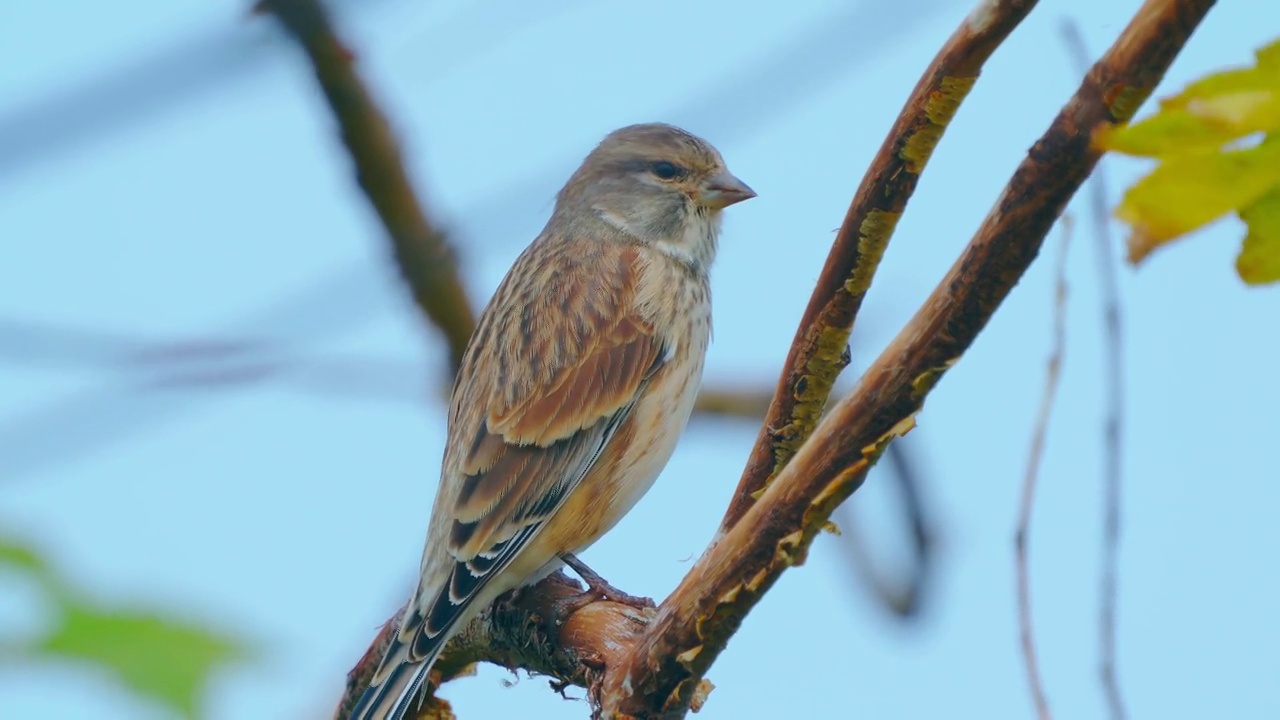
[[1094, 143, 1129, 720], [0, 317, 259, 368], [1060, 20, 1129, 720], [719, 0, 1042, 532], [0, 311, 937, 616], [1015, 215, 1072, 720], [256, 0, 476, 374]]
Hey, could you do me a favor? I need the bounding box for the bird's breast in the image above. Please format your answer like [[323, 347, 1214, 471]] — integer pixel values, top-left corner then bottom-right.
[[543, 274, 711, 554]]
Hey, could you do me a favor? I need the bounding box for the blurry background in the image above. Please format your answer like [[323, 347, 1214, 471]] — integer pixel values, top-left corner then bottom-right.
[[2, 0, 1277, 718]]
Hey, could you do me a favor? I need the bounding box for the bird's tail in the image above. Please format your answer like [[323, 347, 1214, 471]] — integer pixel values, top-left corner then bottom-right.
[[346, 633, 442, 720]]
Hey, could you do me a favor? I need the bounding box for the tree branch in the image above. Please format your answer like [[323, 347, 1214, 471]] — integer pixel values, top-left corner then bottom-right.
[[256, 0, 476, 373], [599, 0, 1213, 715], [326, 0, 1213, 716], [720, 0, 1041, 531], [333, 572, 665, 720], [0, 313, 778, 419]]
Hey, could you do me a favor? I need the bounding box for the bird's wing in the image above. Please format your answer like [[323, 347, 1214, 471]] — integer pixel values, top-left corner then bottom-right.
[[404, 238, 666, 663]]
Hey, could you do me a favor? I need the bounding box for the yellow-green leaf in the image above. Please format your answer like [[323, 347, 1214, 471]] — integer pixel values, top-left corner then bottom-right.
[[1100, 102, 1273, 156], [1116, 136, 1280, 263], [1099, 39, 1280, 283], [0, 536, 50, 578], [1237, 187, 1280, 284], [1257, 38, 1280, 70], [1102, 39, 1280, 157]]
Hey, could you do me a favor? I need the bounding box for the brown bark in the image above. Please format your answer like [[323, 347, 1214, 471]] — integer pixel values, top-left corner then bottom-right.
[[333, 572, 665, 720], [719, 0, 1042, 531], [601, 2, 1214, 715]]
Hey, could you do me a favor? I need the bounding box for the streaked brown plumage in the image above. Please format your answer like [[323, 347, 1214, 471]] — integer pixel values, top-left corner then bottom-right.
[[349, 123, 754, 720]]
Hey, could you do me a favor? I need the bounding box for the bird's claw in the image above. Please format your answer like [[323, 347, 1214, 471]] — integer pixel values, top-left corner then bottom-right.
[[558, 552, 656, 610]]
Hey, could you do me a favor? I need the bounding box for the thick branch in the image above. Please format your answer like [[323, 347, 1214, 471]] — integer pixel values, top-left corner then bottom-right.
[[721, 0, 1040, 531], [601, 0, 1213, 716], [333, 573, 660, 720], [257, 0, 476, 373]]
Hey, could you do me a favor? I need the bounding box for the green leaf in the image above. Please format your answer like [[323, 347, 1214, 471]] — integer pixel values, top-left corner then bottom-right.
[[37, 598, 247, 719], [0, 531, 252, 719], [0, 536, 52, 578]]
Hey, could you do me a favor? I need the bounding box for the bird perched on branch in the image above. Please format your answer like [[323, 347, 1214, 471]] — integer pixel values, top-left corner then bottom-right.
[[349, 123, 755, 720]]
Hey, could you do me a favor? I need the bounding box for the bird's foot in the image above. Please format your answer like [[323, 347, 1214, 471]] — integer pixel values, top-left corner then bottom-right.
[[558, 552, 656, 610]]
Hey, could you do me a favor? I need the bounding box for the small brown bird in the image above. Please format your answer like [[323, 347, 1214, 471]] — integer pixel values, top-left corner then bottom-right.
[[349, 123, 754, 720]]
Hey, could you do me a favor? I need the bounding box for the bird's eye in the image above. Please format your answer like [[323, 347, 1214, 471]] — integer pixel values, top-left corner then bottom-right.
[[650, 161, 683, 180]]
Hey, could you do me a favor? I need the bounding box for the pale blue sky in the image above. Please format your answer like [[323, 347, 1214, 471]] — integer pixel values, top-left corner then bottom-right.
[[2, 1, 1277, 718]]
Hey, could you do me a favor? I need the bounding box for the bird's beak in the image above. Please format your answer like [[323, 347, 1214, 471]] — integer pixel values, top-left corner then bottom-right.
[[698, 171, 756, 209]]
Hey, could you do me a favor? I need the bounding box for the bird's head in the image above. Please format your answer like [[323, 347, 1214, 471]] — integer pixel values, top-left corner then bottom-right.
[[556, 123, 755, 268]]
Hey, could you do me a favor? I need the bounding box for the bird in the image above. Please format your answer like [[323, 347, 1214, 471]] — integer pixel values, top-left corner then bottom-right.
[[348, 122, 755, 720]]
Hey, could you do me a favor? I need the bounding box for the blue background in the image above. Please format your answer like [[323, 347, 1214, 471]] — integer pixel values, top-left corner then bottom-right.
[[2, 1, 1277, 718]]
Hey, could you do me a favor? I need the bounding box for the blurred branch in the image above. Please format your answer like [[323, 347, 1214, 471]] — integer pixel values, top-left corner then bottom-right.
[[0, 0, 928, 484], [257, 0, 476, 373], [689, 387, 774, 419], [0, 316, 777, 418], [1061, 19, 1129, 720], [0, 317, 259, 369], [837, 440, 935, 618], [719, 0, 1039, 531], [0, 17, 282, 181], [0, 313, 938, 621], [1015, 216, 1072, 720], [0, 0, 591, 183]]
